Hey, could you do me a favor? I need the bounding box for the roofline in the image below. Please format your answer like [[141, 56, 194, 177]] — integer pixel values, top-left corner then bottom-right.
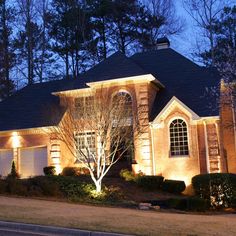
[[0, 126, 56, 136], [86, 74, 165, 88], [199, 116, 220, 121], [151, 96, 200, 123], [52, 87, 91, 96]]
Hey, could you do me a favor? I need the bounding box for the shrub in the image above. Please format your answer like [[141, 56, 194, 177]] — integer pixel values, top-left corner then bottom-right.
[[43, 166, 56, 176], [187, 197, 210, 211], [77, 167, 90, 176], [136, 176, 164, 190], [61, 167, 79, 176], [167, 197, 210, 211], [102, 186, 124, 202], [27, 176, 61, 196], [0, 180, 7, 193], [7, 161, 19, 179], [192, 173, 236, 208], [6, 178, 28, 196], [162, 180, 186, 194], [120, 169, 136, 181]]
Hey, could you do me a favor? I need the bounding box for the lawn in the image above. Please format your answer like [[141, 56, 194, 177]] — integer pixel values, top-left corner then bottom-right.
[[0, 196, 235, 236]]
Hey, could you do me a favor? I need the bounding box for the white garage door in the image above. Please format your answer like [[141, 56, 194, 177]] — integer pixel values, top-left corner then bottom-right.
[[20, 147, 48, 178], [0, 149, 13, 176]]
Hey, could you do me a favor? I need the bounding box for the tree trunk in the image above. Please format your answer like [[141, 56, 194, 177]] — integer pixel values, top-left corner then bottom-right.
[[94, 180, 102, 193]]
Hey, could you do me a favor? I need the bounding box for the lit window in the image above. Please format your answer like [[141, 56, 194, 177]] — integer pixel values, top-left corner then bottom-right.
[[112, 92, 132, 124], [169, 119, 189, 156], [74, 132, 96, 162]]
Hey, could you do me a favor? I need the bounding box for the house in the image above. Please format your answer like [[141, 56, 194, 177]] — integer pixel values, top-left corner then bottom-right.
[[0, 38, 235, 185]]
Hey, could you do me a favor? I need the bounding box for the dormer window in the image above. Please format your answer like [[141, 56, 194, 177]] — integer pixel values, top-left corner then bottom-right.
[[169, 119, 189, 156]]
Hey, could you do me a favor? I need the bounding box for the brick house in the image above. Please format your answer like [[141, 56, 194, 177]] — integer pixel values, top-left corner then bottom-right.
[[0, 39, 235, 185]]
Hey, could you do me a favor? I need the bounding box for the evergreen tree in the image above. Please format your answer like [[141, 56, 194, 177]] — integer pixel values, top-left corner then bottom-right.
[[49, 0, 93, 79], [109, 0, 143, 55], [0, 0, 15, 100], [202, 6, 236, 81]]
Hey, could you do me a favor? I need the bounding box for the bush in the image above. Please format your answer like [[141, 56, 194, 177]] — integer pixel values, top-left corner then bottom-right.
[[7, 161, 19, 179], [6, 178, 28, 196], [192, 173, 236, 208], [27, 176, 61, 196], [0, 180, 7, 193], [162, 180, 186, 194], [167, 197, 210, 211], [120, 169, 136, 181], [43, 166, 56, 176], [77, 167, 90, 176], [61, 167, 79, 176], [136, 176, 164, 190]]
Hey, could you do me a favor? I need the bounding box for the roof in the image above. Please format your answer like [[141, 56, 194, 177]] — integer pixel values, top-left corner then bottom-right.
[[0, 49, 220, 132], [130, 49, 220, 120], [0, 52, 146, 131]]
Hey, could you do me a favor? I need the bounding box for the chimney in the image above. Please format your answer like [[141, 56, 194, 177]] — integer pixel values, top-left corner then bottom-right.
[[156, 37, 170, 50]]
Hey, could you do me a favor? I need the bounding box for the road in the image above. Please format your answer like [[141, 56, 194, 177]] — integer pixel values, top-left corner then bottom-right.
[[0, 221, 130, 236]]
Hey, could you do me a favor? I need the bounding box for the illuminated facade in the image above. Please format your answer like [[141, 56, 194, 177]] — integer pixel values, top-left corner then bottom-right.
[[0, 38, 235, 185]]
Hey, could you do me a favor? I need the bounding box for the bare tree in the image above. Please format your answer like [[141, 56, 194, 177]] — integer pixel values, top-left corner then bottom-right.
[[182, 0, 229, 66], [144, 0, 184, 37], [49, 88, 141, 193]]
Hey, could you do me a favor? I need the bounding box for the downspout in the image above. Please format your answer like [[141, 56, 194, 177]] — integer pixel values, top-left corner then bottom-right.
[[203, 120, 210, 173], [150, 123, 156, 175]]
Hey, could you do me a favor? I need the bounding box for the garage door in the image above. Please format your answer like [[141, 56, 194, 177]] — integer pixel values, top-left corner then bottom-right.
[[20, 147, 47, 178], [0, 149, 13, 176]]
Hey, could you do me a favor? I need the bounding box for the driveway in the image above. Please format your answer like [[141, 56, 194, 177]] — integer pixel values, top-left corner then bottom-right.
[[0, 196, 235, 236]]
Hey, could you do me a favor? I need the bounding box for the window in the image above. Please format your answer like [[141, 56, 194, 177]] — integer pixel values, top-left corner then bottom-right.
[[169, 119, 189, 156], [112, 91, 132, 125], [74, 132, 96, 162]]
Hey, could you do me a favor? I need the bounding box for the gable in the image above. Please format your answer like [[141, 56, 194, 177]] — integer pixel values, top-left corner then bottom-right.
[[131, 48, 220, 119], [152, 96, 200, 128]]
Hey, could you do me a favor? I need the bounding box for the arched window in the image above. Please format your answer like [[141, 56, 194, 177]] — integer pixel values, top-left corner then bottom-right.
[[112, 91, 132, 121], [169, 119, 189, 156]]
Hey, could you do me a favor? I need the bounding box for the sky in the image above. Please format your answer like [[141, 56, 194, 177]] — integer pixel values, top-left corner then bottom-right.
[[172, 0, 235, 62], [170, 1, 198, 60]]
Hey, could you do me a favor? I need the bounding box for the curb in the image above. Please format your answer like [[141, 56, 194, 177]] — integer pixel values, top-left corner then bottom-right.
[[0, 221, 133, 236]]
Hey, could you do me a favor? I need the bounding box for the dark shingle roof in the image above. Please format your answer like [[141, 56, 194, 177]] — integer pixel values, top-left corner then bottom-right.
[[0, 52, 146, 131], [0, 49, 220, 131], [131, 49, 220, 120]]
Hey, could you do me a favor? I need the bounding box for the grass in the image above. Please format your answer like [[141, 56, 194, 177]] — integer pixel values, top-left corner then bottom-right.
[[0, 196, 236, 236]]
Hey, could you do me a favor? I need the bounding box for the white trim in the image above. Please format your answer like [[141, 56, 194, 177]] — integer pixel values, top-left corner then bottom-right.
[[199, 116, 220, 121], [152, 96, 200, 124], [0, 126, 56, 136], [87, 74, 164, 88], [52, 87, 92, 96]]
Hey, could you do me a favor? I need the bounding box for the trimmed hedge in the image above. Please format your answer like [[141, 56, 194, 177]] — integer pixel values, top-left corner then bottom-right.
[[192, 173, 236, 208], [43, 166, 56, 176], [136, 176, 164, 190], [162, 180, 186, 194], [61, 167, 79, 176]]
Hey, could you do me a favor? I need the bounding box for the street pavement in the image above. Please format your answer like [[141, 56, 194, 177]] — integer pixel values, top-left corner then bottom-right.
[[0, 221, 133, 236]]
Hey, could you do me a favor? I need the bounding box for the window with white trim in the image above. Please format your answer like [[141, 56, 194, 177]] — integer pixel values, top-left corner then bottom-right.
[[169, 119, 189, 156], [75, 132, 96, 162]]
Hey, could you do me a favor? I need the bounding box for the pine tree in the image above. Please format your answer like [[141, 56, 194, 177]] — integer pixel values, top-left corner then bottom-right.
[[0, 0, 15, 100]]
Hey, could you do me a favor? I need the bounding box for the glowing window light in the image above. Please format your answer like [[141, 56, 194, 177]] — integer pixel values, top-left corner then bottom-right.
[[12, 132, 20, 148]]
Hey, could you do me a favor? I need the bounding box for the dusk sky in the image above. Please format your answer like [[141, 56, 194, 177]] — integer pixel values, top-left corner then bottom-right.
[[173, 0, 235, 61]]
